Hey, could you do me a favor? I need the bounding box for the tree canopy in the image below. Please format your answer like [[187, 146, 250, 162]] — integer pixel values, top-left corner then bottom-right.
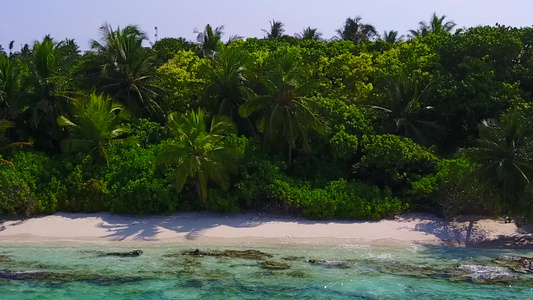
[[1, 15, 533, 220]]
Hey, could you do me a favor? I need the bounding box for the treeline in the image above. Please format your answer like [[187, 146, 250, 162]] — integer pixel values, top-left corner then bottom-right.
[[1, 14, 532, 220]]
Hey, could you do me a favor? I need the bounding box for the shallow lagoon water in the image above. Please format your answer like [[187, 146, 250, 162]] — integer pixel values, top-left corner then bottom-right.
[[0, 243, 532, 299]]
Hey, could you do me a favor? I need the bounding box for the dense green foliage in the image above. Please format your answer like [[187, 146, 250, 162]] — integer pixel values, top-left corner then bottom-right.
[[1, 14, 533, 220]]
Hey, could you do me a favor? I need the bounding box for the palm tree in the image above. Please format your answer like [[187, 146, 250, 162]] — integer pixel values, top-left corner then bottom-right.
[[0, 120, 31, 166], [381, 30, 404, 43], [157, 109, 240, 203], [372, 71, 439, 145], [204, 45, 252, 134], [0, 53, 19, 118], [0, 119, 13, 166], [13, 36, 78, 152], [463, 110, 533, 209], [262, 19, 285, 39], [335, 17, 378, 44], [90, 23, 163, 119], [57, 93, 135, 164], [409, 13, 456, 38], [194, 24, 224, 58], [295, 27, 322, 41], [239, 59, 325, 164]]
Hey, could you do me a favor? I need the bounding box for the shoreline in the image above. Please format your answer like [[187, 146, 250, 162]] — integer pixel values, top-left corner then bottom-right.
[[0, 212, 531, 248]]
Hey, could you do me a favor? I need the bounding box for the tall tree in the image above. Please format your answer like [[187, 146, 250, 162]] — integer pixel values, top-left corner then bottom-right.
[[0, 53, 19, 118], [194, 24, 224, 58], [335, 16, 378, 44], [204, 45, 251, 133], [57, 93, 135, 164], [409, 13, 456, 38], [464, 110, 533, 211], [90, 23, 163, 119], [239, 58, 325, 164], [262, 19, 285, 39], [13, 36, 79, 152], [372, 71, 439, 145], [0, 119, 13, 166], [157, 109, 240, 203], [295, 27, 322, 41], [381, 30, 404, 43]]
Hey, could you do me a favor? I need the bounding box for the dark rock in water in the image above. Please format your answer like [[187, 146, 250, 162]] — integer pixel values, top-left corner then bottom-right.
[[182, 249, 272, 260], [282, 256, 304, 261], [0, 270, 143, 284], [494, 255, 533, 273], [287, 270, 306, 278], [456, 264, 517, 284], [0, 270, 55, 281], [260, 260, 291, 270], [308, 259, 352, 269], [377, 262, 445, 279], [0, 254, 13, 263], [104, 250, 143, 257], [185, 279, 203, 288]]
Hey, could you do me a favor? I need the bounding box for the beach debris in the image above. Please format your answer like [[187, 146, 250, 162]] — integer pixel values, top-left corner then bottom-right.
[[457, 264, 517, 284], [182, 249, 273, 260], [260, 260, 291, 270], [308, 259, 352, 269], [494, 255, 533, 273], [104, 250, 143, 257]]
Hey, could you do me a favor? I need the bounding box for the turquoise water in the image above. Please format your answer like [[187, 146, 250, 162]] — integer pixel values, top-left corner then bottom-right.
[[0, 243, 532, 299]]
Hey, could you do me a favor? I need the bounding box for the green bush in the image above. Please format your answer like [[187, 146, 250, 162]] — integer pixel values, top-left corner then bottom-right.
[[128, 118, 169, 146], [409, 157, 504, 216], [207, 189, 241, 213], [356, 134, 438, 193], [103, 145, 179, 215], [0, 150, 60, 214], [0, 166, 32, 215]]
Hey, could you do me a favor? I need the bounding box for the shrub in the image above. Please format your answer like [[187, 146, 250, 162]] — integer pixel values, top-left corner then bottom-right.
[[355, 134, 438, 194], [0, 150, 61, 214], [410, 157, 503, 216], [0, 167, 32, 215], [207, 189, 241, 213], [103, 145, 179, 215], [127, 118, 169, 146]]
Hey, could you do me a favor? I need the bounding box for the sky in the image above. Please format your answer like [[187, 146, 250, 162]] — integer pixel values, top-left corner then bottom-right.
[[1, 0, 532, 51]]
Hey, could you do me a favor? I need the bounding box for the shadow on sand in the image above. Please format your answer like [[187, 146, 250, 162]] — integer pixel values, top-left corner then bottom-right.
[[51, 212, 267, 241]]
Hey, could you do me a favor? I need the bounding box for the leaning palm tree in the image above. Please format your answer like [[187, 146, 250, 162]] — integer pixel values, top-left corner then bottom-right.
[[90, 23, 163, 119], [57, 93, 136, 164], [372, 71, 439, 145], [463, 110, 533, 210], [409, 13, 456, 38], [335, 17, 378, 44], [381, 30, 404, 43], [295, 27, 322, 41], [157, 109, 240, 204], [194, 24, 225, 58], [262, 19, 285, 39], [239, 59, 325, 164]]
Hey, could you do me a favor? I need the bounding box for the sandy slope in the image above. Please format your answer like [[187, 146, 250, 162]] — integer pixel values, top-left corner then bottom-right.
[[0, 212, 531, 247]]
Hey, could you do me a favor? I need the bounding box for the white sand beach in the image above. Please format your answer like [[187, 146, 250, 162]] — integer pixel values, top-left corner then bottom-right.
[[1, 212, 531, 248]]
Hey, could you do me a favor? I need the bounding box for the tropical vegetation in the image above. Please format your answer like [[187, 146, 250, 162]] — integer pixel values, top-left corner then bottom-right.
[[1, 13, 532, 221]]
